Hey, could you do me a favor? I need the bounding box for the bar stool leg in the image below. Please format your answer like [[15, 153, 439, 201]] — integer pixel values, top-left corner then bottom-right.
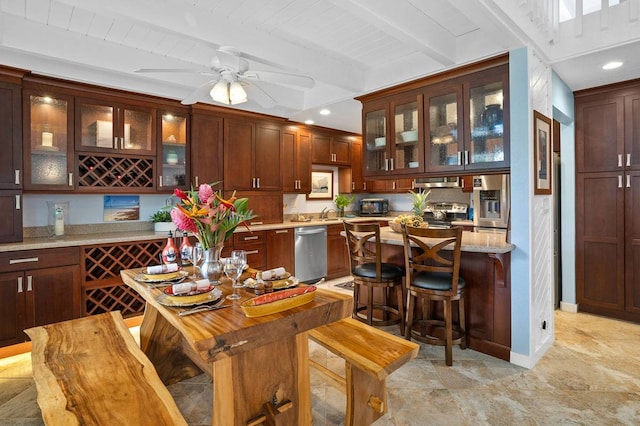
[[367, 285, 374, 326], [444, 299, 453, 366], [405, 292, 414, 341], [458, 297, 467, 350]]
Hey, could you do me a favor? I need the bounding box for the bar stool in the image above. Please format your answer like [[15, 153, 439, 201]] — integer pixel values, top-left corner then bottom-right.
[[401, 225, 466, 366], [343, 222, 405, 334]]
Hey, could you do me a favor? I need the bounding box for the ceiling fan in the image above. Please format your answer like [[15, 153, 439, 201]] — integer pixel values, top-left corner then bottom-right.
[[134, 46, 315, 108]]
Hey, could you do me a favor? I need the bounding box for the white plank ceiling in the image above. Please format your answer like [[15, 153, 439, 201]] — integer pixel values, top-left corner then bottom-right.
[[1, 0, 638, 132]]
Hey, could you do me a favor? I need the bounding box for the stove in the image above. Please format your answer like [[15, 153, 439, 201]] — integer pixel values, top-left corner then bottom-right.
[[423, 202, 468, 228]]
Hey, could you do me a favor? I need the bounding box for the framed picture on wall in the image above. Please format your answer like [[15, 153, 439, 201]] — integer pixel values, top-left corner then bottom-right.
[[533, 110, 552, 195], [307, 170, 333, 200]]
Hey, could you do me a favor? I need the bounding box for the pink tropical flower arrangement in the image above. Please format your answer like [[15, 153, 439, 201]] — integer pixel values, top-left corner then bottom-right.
[[170, 183, 256, 250]]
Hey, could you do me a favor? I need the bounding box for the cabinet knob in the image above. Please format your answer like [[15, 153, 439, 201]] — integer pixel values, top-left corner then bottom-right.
[[14, 170, 20, 185], [17, 276, 23, 293], [15, 194, 21, 210], [68, 173, 73, 187], [618, 154, 623, 168], [27, 275, 33, 292], [627, 153, 631, 167]]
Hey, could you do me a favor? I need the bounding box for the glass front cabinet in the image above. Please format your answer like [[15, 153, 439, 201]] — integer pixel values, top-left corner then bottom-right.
[[75, 97, 155, 155], [24, 90, 75, 190], [425, 84, 464, 172], [363, 92, 423, 177], [158, 111, 189, 191], [463, 64, 509, 171]]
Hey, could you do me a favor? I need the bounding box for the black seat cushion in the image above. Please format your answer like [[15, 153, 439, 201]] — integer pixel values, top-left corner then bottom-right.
[[411, 271, 466, 291], [353, 262, 404, 280]]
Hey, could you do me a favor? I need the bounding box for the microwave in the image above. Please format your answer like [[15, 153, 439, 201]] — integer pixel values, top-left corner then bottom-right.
[[413, 176, 460, 188], [359, 198, 389, 216]]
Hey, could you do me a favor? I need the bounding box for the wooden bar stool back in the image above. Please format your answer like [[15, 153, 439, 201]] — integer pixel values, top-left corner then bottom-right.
[[401, 225, 466, 366], [343, 221, 405, 334]]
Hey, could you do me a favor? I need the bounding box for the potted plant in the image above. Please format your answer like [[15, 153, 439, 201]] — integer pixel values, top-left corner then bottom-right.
[[150, 209, 174, 233], [334, 193, 355, 217]]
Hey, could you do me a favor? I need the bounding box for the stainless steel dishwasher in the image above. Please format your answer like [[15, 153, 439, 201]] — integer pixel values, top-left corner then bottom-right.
[[294, 226, 327, 283]]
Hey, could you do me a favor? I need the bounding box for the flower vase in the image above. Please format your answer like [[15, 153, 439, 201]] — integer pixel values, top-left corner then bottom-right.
[[200, 243, 224, 284], [338, 207, 345, 217]]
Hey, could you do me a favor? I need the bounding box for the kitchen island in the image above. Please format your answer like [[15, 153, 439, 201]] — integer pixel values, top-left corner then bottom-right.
[[366, 227, 515, 361]]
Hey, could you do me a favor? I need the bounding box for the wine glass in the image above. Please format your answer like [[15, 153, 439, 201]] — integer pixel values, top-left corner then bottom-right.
[[190, 243, 203, 279], [224, 257, 242, 300]]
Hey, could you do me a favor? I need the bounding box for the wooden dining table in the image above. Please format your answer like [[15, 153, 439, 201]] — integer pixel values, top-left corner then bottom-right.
[[120, 268, 353, 426]]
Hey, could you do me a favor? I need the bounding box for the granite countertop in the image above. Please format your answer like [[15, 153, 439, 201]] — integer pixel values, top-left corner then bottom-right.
[[0, 216, 395, 253], [377, 227, 515, 254]]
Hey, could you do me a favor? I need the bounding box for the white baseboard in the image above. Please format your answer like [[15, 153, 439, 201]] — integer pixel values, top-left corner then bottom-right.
[[559, 301, 578, 313]]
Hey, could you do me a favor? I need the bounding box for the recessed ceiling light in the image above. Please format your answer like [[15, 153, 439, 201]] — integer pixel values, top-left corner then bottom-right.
[[602, 61, 623, 70], [319, 109, 331, 115], [305, 119, 314, 125]]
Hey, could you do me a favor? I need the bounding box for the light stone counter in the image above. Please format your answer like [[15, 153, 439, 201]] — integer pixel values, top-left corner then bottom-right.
[[0, 216, 394, 253], [376, 226, 515, 254]]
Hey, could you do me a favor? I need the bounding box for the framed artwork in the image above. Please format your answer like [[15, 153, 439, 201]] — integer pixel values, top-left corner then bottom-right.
[[307, 170, 333, 200], [103, 195, 140, 221], [533, 110, 552, 195]]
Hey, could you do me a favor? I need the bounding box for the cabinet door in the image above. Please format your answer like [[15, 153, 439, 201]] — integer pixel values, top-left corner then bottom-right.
[[362, 102, 390, 176], [311, 133, 332, 164], [224, 118, 255, 191], [0, 190, 22, 243], [625, 93, 640, 171], [576, 172, 625, 311], [0, 81, 22, 190], [331, 136, 351, 165], [254, 123, 282, 191], [625, 171, 640, 313], [76, 98, 155, 155], [0, 272, 25, 347], [348, 137, 367, 193], [24, 91, 75, 190], [390, 94, 423, 174], [282, 128, 311, 193], [463, 65, 509, 170], [425, 84, 464, 172], [158, 111, 189, 191], [266, 228, 294, 273], [191, 111, 223, 188], [326, 224, 350, 279], [297, 131, 312, 193], [28, 265, 81, 328], [229, 191, 283, 225], [576, 94, 624, 173]]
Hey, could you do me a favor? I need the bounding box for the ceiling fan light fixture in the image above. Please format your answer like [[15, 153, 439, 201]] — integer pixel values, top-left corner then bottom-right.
[[229, 81, 247, 104], [210, 80, 230, 104]]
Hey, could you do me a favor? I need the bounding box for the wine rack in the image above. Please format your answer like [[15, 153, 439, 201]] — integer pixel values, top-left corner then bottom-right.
[[77, 154, 154, 189], [82, 240, 163, 317]]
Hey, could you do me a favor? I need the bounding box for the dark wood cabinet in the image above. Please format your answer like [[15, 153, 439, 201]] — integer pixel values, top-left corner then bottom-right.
[[367, 178, 414, 193], [0, 191, 22, 244], [339, 136, 369, 193], [0, 248, 81, 348], [190, 107, 223, 188], [266, 228, 294, 273], [233, 231, 266, 271], [282, 126, 311, 193], [224, 118, 282, 191], [575, 82, 640, 321], [326, 224, 350, 279], [311, 132, 350, 165], [230, 190, 283, 225]]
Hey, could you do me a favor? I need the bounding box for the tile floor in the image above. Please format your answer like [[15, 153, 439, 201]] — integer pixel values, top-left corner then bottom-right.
[[2, 279, 640, 425]]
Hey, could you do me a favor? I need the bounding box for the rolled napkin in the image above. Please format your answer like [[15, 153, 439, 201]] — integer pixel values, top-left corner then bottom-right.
[[147, 263, 179, 274], [261, 267, 287, 281], [171, 279, 210, 295]]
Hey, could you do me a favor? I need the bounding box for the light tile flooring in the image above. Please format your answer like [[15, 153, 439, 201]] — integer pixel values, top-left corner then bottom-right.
[[2, 279, 640, 425]]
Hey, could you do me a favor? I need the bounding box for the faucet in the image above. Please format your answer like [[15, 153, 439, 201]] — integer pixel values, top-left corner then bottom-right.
[[320, 207, 337, 219]]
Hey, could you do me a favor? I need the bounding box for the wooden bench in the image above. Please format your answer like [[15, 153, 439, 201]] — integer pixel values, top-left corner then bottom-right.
[[308, 317, 419, 426], [25, 311, 187, 426]]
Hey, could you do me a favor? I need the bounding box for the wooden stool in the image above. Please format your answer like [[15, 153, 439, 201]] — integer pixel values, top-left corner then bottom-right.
[[401, 225, 466, 366], [343, 221, 405, 334]]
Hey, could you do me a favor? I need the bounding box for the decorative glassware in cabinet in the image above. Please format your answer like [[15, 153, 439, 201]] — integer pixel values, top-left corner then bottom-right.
[[469, 81, 504, 164], [428, 92, 459, 167], [161, 113, 187, 188], [364, 108, 387, 174], [29, 95, 70, 186], [393, 100, 419, 170]]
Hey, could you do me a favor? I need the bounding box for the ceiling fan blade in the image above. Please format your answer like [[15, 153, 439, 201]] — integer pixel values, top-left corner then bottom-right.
[[244, 82, 277, 109], [243, 70, 315, 89], [181, 80, 218, 105], [134, 68, 204, 73]]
